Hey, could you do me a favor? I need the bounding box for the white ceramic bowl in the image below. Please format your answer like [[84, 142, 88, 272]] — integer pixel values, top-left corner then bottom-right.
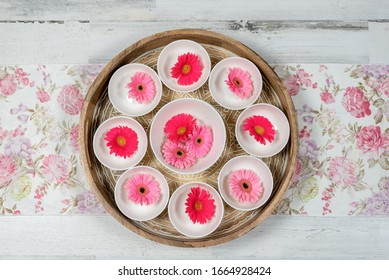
[[209, 57, 262, 110], [236, 103, 290, 157], [218, 156, 274, 211], [149, 98, 226, 174], [108, 63, 162, 116], [93, 116, 147, 170], [157, 40, 211, 92], [168, 182, 224, 238], [114, 166, 169, 221]]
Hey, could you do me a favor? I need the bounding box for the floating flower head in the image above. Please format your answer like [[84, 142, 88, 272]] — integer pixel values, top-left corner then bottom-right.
[[229, 169, 263, 203], [126, 72, 156, 104], [243, 115, 275, 145], [187, 125, 213, 158], [185, 186, 216, 224], [170, 52, 203, 86], [124, 173, 160, 206], [104, 125, 138, 159], [164, 113, 197, 143], [225, 67, 254, 99], [162, 140, 196, 170]]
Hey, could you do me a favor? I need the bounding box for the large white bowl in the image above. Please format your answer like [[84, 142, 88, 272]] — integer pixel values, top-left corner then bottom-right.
[[108, 63, 162, 117], [209, 57, 262, 110], [150, 98, 226, 174], [114, 166, 169, 221], [168, 182, 224, 238], [157, 40, 211, 92], [218, 156, 274, 211], [93, 116, 147, 170], [236, 103, 290, 157]]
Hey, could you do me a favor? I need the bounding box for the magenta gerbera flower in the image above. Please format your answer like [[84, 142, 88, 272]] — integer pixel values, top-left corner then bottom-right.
[[243, 115, 275, 145], [126, 72, 156, 104], [104, 125, 138, 158], [164, 113, 197, 143], [228, 169, 263, 203], [161, 140, 196, 169], [170, 52, 203, 86], [225, 67, 254, 99], [185, 186, 216, 224], [187, 125, 213, 158], [124, 173, 160, 206]]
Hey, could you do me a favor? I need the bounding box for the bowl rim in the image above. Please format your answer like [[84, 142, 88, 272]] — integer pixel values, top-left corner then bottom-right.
[[168, 181, 224, 238], [157, 39, 211, 93], [108, 63, 163, 117], [149, 97, 226, 175], [235, 102, 291, 158], [217, 155, 274, 211], [208, 56, 263, 110], [92, 116, 148, 170]]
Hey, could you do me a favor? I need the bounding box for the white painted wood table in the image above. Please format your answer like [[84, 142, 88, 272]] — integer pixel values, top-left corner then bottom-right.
[[1, 0, 389, 259]]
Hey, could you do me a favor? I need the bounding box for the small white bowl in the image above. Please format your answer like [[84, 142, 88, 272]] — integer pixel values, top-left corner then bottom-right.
[[108, 63, 162, 117], [218, 156, 274, 211], [168, 182, 224, 238], [209, 57, 262, 110], [236, 103, 290, 157], [93, 116, 147, 170], [149, 98, 226, 174], [114, 166, 169, 221], [157, 40, 211, 92]]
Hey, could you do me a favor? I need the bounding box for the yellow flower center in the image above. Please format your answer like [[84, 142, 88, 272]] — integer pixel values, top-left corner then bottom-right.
[[254, 125, 265, 136], [240, 180, 252, 192], [194, 201, 203, 211], [182, 64, 191, 74], [177, 126, 187, 135], [116, 136, 126, 147]]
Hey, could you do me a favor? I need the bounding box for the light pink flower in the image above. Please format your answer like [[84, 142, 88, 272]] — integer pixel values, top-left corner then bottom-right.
[[297, 69, 312, 87], [0, 74, 17, 96], [329, 157, 358, 186], [36, 89, 50, 103], [0, 154, 15, 187], [284, 75, 300, 96], [57, 85, 84, 115], [69, 124, 79, 152], [320, 92, 335, 104], [77, 190, 105, 214], [341, 87, 371, 118], [356, 126, 389, 159], [187, 125, 213, 158], [379, 78, 389, 97], [41, 154, 70, 185]]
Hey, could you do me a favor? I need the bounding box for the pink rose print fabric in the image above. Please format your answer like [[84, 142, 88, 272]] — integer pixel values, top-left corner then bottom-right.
[[0, 64, 388, 216]]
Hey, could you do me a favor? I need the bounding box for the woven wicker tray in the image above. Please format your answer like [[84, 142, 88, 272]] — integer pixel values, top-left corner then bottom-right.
[[79, 29, 298, 247]]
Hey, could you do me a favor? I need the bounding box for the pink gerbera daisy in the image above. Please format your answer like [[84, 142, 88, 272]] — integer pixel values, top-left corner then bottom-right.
[[164, 113, 197, 143], [126, 72, 156, 104], [170, 52, 203, 86], [104, 125, 138, 158], [187, 125, 213, 158], [225, 67, 254, 99], [162, 140, 196, 169], [243, 115, 275, 145], [124, 173, 160, 205], [229, 169, 263, 203], [185, 186, 216, 224]]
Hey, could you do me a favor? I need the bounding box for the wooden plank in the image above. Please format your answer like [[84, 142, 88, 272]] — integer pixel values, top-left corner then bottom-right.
[[369, 22, 389, 63], [0, 21, 89, 64], [89, 21, 369, 64], [0, 0, 155, 20], [156, 0, 389, 21], [0, 216, 388, 259]]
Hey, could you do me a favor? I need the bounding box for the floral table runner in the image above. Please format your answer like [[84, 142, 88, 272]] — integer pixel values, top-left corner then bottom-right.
[[0, 64, 388, 216]]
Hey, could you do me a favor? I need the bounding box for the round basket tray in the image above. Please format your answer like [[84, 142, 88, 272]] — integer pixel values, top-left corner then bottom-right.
[[79, 29, 298, 247]]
